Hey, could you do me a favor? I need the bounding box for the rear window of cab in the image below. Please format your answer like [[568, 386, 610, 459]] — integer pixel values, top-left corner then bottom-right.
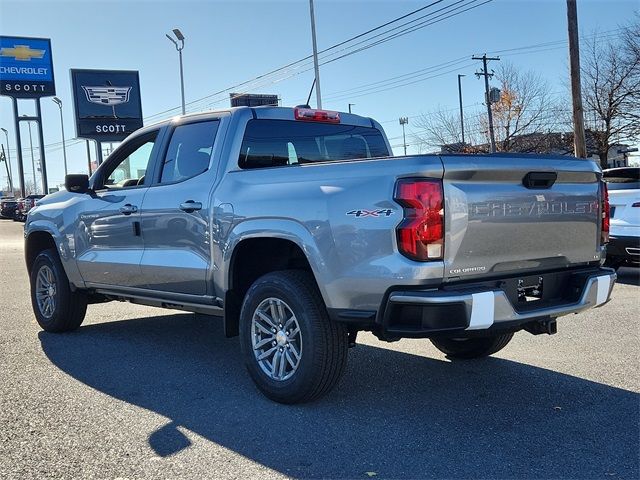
[[238, 119, 390, 169]]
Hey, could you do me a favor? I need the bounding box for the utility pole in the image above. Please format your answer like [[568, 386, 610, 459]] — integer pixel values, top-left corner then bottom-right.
[[348, 103, 355, 114], [457, 74, 465, 145], [473, 54, 500, 153], [566, 0, 587, 158], [399, 117, 409, 156], [309, 0, 323, 109], [1, 128, 13, 194], [1, 144, 11, 194]]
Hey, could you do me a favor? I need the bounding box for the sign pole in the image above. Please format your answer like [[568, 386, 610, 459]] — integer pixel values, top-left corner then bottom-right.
[[34, 98, 49, 193], [95, 141, 103, 166], [85, 140, 92, 175], [11, 98, 26, 198]]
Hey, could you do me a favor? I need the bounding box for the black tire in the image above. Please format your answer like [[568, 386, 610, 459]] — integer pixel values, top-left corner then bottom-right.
[[30, 249, 87, 333], [604, 258, 622, 271], [239, 270, 348, 404], [430, 333, 514, 359]]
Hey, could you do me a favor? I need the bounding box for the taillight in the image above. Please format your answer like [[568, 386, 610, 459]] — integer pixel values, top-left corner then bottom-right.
[[394, 178, 444, 261], [294, 108, 340, 123], [601, 181, 610, 244]]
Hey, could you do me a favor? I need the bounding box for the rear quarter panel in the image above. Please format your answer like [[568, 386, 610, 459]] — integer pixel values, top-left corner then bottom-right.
[[215, 155, 445, 311]]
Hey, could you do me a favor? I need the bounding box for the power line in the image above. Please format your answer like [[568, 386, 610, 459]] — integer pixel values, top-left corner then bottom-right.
[[3, 17, 621, 156], [182, 0, 491, 113], [215, 0, 492, 110], [142, 0, 459, 120]]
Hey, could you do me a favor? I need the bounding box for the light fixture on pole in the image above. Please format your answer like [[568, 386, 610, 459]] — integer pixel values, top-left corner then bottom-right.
[[1, 127, 13, 194], [21, 115, 38, 194], [166, 28, 186, 115], [52, 97, 68, 177], [399, 117, 409, 156]]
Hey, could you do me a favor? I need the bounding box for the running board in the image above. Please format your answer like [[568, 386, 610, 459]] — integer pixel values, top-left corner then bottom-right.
[[93, 288, 224, 317]]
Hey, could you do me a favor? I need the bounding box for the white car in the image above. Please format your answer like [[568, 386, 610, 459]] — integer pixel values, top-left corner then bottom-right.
[[604, 167, 640, 269]]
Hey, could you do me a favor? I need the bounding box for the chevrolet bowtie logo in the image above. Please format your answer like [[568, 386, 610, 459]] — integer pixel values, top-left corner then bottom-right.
[[0, 45, 45, 61]]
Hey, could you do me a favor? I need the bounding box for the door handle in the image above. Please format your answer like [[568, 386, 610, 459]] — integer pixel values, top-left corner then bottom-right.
[[179, 200, 202, 213], [119, 204, 138, 215]]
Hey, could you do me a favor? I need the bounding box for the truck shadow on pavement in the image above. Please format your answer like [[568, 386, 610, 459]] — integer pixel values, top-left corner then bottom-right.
[[39, 313, 639, 479]]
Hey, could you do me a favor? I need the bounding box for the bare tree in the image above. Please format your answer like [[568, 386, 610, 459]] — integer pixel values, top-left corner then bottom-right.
[[411, 108, 481, 153], [489, 64, 562, 152], [582, 17, 640, 168], [414, 63, 560, 153]]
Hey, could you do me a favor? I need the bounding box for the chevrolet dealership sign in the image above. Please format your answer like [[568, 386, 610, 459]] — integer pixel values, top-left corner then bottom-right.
[[0, 36, 55, 97]]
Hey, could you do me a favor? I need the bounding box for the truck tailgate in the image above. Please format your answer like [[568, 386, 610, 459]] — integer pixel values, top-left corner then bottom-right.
[[442, 155, 602, 281]]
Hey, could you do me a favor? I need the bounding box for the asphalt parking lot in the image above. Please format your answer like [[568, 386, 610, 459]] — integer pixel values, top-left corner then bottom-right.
[[0, 219, 638, 479]]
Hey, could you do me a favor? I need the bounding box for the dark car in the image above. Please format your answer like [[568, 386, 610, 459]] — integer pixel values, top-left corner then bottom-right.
[[0, 197, 18, 219], [14, 195, 45, 222]]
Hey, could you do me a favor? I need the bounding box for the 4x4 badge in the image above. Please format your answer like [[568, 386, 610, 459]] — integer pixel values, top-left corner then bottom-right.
[[346, 209, 394, 218]]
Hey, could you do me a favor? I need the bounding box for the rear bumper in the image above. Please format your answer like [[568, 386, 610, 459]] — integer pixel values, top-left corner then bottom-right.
[[607, 235, 640, 263], [377, 267, 616, 338]]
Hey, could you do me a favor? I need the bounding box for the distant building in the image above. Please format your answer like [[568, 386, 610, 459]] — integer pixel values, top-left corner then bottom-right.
[[440, 130, 631, 168]]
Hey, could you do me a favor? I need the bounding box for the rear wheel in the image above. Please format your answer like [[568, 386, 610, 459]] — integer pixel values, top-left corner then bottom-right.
[[30, 249, 87, 332], [604, 257, 622, 270], [239, 270, 349, 404], [430, 333, 513, 359]]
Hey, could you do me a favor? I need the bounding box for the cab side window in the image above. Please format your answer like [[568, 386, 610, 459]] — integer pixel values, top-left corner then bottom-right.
[[100, 131, 158, 189], [160, 121, 220, 184]]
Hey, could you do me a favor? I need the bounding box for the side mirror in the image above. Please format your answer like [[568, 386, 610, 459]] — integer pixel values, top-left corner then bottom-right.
[[65, 174, 89, 194]]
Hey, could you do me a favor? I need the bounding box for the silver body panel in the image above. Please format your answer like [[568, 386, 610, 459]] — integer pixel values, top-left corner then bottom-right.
[[25, 106, 610, 320]]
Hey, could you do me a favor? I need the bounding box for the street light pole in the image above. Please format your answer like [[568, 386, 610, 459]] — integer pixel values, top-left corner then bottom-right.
[[52, 97, 68, 177], [1, 128, 13, 194], [399, 117, 409, 156], [457, 74, 466, 145], [309, 0, 323, 109], [348, 103, 355, 114], [22, 116, 37, 194], [166, 29, 186, 115]]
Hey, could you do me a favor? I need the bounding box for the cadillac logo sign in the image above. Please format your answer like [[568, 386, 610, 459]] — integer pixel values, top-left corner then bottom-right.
[[82, 86, 132, 106], [71, 69, 143, 141]]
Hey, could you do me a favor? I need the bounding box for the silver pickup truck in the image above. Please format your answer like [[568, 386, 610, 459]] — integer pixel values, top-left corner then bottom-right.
[[25, 106, 616, 403]]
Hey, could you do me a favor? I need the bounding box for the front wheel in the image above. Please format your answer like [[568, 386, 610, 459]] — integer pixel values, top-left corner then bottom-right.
[[30, 249, 87, 332], [430, 333, 513, 359], [239, 270, 349, 404]]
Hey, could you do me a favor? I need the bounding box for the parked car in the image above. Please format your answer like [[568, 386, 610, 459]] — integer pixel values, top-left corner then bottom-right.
[[603, 167, 640, 269], [0, 197, 18, 219], [14, 194, 45, 222], [12, 198, 25, 221], [24, 106, 616, 403]]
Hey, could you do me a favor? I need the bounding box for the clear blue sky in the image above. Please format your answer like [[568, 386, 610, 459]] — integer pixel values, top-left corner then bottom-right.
[[0, 0, 637, 189]]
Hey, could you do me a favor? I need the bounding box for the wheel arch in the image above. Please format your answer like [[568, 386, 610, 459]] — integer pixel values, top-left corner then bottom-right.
[[24, 223, 86, 289], [222, 229, 328, 338], [25, 229, 59, 273]]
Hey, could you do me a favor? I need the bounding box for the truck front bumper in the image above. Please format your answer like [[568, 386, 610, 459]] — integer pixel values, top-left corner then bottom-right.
[[378, 267, 616, 338]]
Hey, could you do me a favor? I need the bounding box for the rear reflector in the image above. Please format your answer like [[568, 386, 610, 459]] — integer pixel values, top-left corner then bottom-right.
[[394, 178, 444, 261], [294, 108, 340, 123]]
